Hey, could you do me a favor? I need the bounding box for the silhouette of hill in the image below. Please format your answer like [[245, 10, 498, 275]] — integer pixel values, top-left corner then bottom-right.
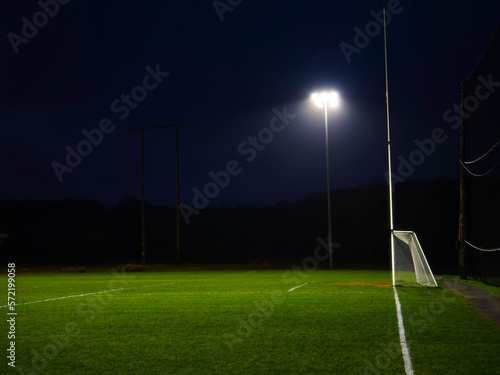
[[0, 180, 461, 273]]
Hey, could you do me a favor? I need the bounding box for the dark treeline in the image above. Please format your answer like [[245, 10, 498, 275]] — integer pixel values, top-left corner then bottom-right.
[[0, 180, 464, 273]]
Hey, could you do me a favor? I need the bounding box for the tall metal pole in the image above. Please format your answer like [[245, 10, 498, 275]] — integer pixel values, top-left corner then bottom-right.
[[383, 2, 396, 285], [140, 128, 146, 266], [324, 103, 333, 269], [175, 126, 181, 265], [458, 81, 467, 279]]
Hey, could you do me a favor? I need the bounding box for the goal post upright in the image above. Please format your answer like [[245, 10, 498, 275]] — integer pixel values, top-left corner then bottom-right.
[[383, 2, 396, 286]]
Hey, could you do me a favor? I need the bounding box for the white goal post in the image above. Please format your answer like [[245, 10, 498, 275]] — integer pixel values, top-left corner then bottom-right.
[[392, 230, 437, 287]]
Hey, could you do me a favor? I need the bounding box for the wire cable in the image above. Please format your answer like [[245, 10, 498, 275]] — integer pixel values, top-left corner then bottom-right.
[[464, 137, 500, 165], [465, 240, 500, 252], [460, 159, 499, 177]]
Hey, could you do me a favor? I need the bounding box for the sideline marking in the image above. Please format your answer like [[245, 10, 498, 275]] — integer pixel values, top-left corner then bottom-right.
[[0, 270, 263, 309], [393, 286, 414, 375], [0, 282, 178, 309], [0, 288, 125, 309], [288, 283, 308, 292]]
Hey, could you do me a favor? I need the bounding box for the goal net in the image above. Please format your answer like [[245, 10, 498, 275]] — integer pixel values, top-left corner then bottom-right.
[[393, 231, 437, 287]]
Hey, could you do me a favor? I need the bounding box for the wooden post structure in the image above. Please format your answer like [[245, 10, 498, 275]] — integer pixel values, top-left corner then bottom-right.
[[458, 81, 467, 280], [175, 126, 181, 265], [140, 128, 146, 265], [130, 123, 191, 265]]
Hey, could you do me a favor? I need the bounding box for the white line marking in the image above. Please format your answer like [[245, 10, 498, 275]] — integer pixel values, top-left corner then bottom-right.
[[0, 269, 257, 309], [393, 286, 414, 375], [288, 283, 308, 292], [0, 288, 125, 309], [0, 281, 179, 309]]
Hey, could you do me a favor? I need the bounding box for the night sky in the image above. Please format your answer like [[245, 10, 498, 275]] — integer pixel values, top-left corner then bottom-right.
[[1, 0, 499, 208]]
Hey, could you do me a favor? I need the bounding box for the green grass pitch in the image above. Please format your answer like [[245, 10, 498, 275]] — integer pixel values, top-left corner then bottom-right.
[[3, 269, 500, 374]]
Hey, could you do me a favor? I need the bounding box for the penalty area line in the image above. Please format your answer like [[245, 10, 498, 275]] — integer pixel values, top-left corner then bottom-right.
[[288, 283, 308, 292], [393, 286, 414, 375]]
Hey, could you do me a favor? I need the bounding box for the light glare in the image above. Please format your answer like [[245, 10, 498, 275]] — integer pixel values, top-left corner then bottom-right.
[[311, 93, 323, 108], [311, 91, 340, 109]]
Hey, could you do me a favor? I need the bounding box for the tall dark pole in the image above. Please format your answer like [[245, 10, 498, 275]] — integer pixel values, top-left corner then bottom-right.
[[458, 81, 467, 279], [324, 104, 333, 269], [140, 128, 146, 265], [175, 126, 181, 265], [130, 123, 191, 265]]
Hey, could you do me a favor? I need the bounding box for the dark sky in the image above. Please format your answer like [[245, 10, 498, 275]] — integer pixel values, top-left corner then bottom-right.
[[0, 0, 499, 208]]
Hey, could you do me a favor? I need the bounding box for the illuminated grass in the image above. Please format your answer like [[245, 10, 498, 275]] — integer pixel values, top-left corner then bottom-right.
[[5, 270, 500, 374]]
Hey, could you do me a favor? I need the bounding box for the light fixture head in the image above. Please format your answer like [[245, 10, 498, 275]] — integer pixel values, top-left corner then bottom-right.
[[311, 91, 339, 108]]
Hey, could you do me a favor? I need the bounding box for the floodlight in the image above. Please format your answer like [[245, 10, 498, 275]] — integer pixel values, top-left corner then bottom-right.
[[311, 91, 339, 108]]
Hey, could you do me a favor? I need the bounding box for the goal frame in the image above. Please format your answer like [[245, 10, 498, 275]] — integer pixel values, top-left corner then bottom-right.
[[392, 230, 438, 287]]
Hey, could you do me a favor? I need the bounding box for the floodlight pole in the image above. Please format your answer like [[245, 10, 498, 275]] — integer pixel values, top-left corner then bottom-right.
[[312, 92, 338, 269], [383, 2, 396, 286], [324, 104, 334, 269]]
